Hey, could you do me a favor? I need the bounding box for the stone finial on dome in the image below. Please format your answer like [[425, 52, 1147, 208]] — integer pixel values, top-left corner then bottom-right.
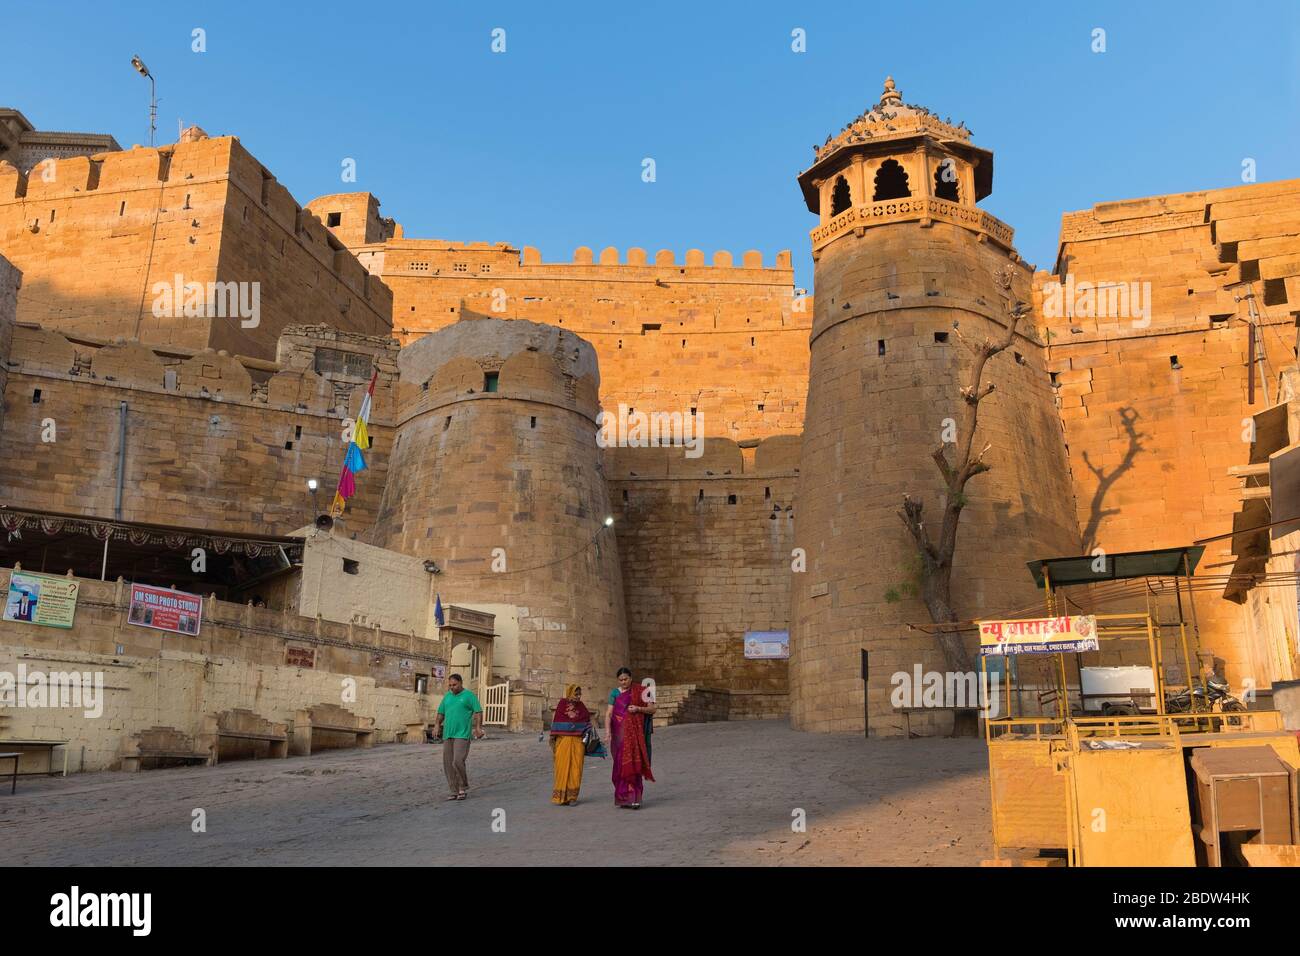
[[879, 76, 903, 109]]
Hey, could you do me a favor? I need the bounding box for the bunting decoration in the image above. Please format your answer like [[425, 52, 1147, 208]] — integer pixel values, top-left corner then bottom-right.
[[331, 369, 378, 517]]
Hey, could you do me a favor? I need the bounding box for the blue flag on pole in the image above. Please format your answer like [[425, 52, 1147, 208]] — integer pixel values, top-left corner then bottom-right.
[[344, 442, 367, 473], [434, 593, 444, 626]]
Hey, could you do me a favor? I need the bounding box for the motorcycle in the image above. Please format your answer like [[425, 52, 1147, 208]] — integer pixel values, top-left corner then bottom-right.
[[1165, 673, 1246, 726]]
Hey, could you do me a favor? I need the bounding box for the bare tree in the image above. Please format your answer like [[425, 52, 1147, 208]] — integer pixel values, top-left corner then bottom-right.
[[897, 265, 1026, 729]]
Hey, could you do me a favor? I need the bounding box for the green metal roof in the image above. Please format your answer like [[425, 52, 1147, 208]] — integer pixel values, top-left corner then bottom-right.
[[1027, 545, 1204, 589]]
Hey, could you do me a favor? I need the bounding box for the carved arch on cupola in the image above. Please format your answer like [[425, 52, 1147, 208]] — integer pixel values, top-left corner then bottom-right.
[[933, 158, 960, 202], [830, 174, 852, 216], [872, 158, 911, 201]]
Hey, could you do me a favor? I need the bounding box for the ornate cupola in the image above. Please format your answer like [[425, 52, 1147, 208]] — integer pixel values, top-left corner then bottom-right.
[[797, 77, 1011, 257]]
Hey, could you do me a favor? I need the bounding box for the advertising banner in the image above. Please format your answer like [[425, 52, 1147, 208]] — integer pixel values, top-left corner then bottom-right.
[[128, 584, 202, 635], [978, 615, 1098, 656], [3, 571, 79, 629]]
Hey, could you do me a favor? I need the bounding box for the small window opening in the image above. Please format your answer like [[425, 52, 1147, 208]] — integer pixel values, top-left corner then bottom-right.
[[830, 175, 852, 216], [933, 161, 959, 202], [32, 388, 41, 403], [877, 340, 886, 356], [622, 490, 629, 503], [342, 559, 360, 575], [294, 425, 302, 439], [758, 402, 765, 411], [484, 371, 500, 392], [764, 486, 771, 500], [727, 494, 738, 505], [697, 489, 704, 502], [119, 200, 126, 216], [872, 158, 911, 201], [934, 332, 949, 343], [1049, 372, 1060, 387], [284, 440, 294, 450], [1013, 352, 1025, 365], [530, 416, 536, 428], [1170, 355, 1182, 370], [641, 323, 661, 334], [49, 209, 55, 222], [444, 416, 452, 430], [327, 212, 342, 227]]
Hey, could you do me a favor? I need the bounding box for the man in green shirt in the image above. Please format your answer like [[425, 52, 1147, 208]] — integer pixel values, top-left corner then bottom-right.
[[434, 673, 484, 800]]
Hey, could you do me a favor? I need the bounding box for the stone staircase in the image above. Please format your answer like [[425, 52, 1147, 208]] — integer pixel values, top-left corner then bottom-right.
[[652, 685, 729, 726]]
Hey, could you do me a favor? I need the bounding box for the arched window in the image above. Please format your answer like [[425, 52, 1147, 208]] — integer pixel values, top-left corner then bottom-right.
[[830, 175, 852, 216], [933, 159, 960, 202], [872, 159, 911, 201]]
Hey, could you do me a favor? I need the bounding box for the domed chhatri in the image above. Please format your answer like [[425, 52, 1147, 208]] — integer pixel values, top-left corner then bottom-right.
[[798, 74, 1005, 250]]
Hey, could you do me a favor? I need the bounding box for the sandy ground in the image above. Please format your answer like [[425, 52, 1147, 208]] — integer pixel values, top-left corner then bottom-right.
[[0, 719, 992, 866]]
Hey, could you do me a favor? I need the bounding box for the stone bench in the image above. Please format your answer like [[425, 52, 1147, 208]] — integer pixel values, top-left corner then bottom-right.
[[201, 709, 289, 765], [121, 726, 212, 772], [290, 704, 375, 757]]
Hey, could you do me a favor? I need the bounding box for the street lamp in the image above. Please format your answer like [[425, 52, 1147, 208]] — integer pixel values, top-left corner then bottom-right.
[[307, 478, 319, 515], [130, 54, 157, 147]]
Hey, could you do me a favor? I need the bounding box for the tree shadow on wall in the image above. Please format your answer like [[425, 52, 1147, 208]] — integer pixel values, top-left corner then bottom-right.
[[1079, 407, 1146, 553]]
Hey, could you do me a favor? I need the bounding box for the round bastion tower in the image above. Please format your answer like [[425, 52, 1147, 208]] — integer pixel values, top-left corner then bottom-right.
[[371, 317, 630, 717], [788, 78, 1081, 734]]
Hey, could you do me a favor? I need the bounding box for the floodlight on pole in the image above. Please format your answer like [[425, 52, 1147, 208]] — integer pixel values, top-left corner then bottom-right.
[[130, 54, 157, 147]]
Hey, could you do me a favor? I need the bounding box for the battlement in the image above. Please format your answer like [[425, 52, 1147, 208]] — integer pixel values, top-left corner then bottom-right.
[[0, 134, 393, 359], [0, 135, 234, 202], [368, 238, 793, 277]]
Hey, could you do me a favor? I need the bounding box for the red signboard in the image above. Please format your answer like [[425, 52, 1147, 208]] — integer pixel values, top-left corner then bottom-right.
[[127, 584, 202, 635]]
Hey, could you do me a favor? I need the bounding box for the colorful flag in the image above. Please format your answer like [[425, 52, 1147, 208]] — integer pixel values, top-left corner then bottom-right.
[[434, 593, 445, 627], [330, 368, 378, 516]]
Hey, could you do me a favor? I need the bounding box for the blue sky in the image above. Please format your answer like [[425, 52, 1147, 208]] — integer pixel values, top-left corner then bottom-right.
[[4, 1, 1298, 287]]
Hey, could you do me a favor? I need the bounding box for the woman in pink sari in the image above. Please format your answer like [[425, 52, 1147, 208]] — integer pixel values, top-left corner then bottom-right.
[[605, 668, 656, 809]]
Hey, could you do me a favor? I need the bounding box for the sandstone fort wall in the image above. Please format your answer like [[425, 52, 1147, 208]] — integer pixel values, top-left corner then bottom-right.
[[0, 323, 396, 536], [792, 221, 1082, 734], [0, 137, 392, 360], [607, 435, 798, 718], [369, 318, 629, 709], [0, 569, 441, 771], [1039, 178, 1300, 685]]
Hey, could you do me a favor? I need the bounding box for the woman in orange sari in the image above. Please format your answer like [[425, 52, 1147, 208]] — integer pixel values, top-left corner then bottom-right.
[[550, 684, 594, 806]]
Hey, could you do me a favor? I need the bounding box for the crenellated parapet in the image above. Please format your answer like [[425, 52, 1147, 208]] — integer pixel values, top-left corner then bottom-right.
[[0, 135, 393, 360], [355, 237, 793, 283]]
